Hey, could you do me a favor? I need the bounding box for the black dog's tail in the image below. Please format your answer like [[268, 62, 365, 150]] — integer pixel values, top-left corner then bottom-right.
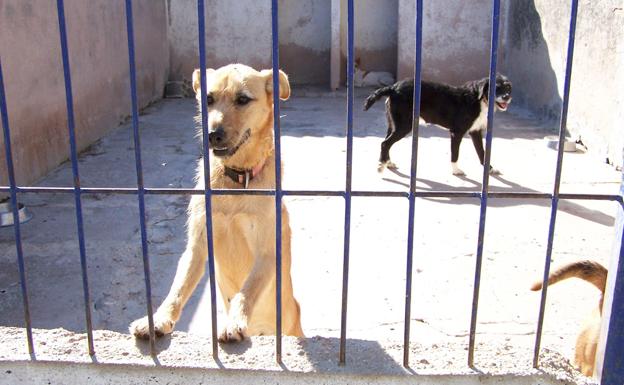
[[363, 85, 395, 111]]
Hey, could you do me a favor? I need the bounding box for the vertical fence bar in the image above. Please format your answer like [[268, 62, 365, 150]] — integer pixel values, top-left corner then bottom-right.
[[56, 0, 95, 355], [339, 0, 354, 366], [599, 195, 624, 383], [402, 0, 423, 368], [196, 0, 219, 359], [124, 0, 156, 356], [0, 59, 34, 355], [532, 0, 579, 368], [467, 0, 500, 367], [270, 0, 284, 363]]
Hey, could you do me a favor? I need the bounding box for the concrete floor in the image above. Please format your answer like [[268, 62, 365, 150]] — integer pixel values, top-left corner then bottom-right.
[[0, 89, 620, 373]]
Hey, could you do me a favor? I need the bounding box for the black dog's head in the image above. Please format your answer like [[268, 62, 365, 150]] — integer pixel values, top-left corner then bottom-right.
[[477, 74, 512, 111]]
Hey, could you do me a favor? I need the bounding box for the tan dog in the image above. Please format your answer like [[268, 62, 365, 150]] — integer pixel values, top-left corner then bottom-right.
[[130, 64, 303, 343], [531, 260, 607, 376]]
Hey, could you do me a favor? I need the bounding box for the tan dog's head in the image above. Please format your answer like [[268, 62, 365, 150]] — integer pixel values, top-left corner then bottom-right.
[[192, 64, 290, 166]]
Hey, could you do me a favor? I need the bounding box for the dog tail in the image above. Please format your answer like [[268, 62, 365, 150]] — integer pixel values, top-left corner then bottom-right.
[[363, 85, 395, 111], [530, 260, 607, 294]]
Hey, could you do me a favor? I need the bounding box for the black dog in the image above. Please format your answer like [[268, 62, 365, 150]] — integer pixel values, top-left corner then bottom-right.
[[363, 74, 512, 175]]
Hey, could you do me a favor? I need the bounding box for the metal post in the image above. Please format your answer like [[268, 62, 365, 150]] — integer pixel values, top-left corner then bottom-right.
[[532, 0, 578, 368], [124, 0, 156, 356], [196, 0, 219, 359], [0, 59, 34, 355], [270, 0, 284, 364], [56, 0, 95, 355], [402, 0, 423, 368], [339, 0, 354, 365], [597, 191, 624, 383], [467, 0, 501, 367]]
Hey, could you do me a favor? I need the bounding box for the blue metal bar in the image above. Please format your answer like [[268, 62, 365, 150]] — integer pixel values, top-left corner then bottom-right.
[[197, 0, 219, 359], [339, 0, 354, 366], [0, 59, 34, 355], [468, 0, 500, 367], [270, 0, 284, 363], [3, 186, 622, 203], [56, 0, 94, 355], [402, 0, 423, 368], [124, 0, 156, 356], [600, 184, 624, 383], [533, 0, 579, 368]]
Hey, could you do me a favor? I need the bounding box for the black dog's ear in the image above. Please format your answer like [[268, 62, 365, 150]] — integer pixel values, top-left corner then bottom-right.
[[478, 79, 489, 101]]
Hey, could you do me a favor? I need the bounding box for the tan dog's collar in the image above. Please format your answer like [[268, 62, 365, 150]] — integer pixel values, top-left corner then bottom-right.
[[224, 160, 266, 189]]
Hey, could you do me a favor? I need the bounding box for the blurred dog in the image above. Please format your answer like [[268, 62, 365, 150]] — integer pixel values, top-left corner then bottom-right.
[[130, 64, 303, 342], [531, 260, 607, 376], [363, 74, 512, 175], [354, 58, 395, 87]]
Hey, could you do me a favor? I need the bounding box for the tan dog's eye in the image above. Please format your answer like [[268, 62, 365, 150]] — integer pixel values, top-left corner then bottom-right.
[[206, 94, 214, 106], [235, 95, 252, 106]]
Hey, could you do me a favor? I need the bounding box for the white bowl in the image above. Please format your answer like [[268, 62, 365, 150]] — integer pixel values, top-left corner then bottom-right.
[[0, 201, 32, 227], [544, 135, 577, 152]]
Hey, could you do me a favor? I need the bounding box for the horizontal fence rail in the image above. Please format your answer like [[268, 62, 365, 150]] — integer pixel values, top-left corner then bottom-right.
[[0, 186, 620, 202], [0, 0, 622, 383]]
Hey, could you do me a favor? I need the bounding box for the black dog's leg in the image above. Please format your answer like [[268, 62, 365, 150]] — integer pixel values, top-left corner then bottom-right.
[[379, 108, 395, 169], [379, 131, 406, 171], [470, 130, 500, 175], [469, 131, 485, 165], [378, 102, 410, 172], [450, 133, 465, 176]]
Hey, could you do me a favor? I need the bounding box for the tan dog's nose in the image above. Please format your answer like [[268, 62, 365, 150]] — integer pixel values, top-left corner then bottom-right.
[[209, 126, 225, 147]]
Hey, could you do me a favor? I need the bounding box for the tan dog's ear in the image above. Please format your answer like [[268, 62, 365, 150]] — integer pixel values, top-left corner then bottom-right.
[[261, 69, 291, 100], [192, 68, 215, 94]]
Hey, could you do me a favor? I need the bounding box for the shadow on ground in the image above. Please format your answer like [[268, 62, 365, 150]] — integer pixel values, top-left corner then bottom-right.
[[382, 169, 614, 227]]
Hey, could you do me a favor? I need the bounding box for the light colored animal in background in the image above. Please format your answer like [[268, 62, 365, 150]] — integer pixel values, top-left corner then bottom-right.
[[531, 260, 607, 377], [130, 64, 303, 343], [353, 58, 395, 87]]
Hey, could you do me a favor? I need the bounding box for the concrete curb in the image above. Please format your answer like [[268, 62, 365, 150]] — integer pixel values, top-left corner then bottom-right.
[[0, 327, 595, 385]]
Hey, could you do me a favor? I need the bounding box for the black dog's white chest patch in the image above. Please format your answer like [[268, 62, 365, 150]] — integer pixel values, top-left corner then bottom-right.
[[468, 102, 489, 134]]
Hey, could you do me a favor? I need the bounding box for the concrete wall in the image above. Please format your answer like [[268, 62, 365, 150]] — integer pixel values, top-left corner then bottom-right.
[[168, 0, 332, 86], [397, 0, 507, 85], [167, 0, 272, 83], [505, 0, 624, 167], [279, 0, 331, 85], [340, 0, 398, 83], [168, 0, 398, 86], [0, 0, 168, 185]]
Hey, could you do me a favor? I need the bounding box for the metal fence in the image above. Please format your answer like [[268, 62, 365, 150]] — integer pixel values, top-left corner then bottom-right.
[[1, 0, 623, 383]]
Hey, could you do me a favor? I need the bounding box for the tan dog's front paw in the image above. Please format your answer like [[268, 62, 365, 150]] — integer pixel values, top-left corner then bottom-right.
[[129, 313, 175, 339], [218, 321, 247, 343]]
